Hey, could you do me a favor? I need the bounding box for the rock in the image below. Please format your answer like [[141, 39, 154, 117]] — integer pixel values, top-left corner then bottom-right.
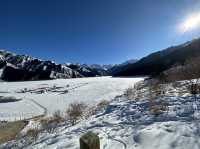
[[80, 132, 100, 149], [1, 65, 31, 81]]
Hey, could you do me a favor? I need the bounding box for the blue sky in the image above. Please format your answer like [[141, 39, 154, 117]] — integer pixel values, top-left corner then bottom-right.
[[0, 0, 200, 64]]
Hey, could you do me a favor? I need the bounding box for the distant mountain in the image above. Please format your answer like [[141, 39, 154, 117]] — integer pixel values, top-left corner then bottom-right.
[[89, 64, 114, 71], [0, 50, 84, 81], [108, 59, 137, 75], [0, 49, 142, 81], [114, 38, 200, 77], [0, 50, 109, 81], [65, 63, 109, 77], [120, 59, 138, 66]]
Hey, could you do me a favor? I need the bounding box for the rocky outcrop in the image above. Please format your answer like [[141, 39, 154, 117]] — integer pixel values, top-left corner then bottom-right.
[[0, 55, 6, 69]]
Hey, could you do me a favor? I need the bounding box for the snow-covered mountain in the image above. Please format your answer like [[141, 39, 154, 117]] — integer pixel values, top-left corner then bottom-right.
[[0, 50, 139, 81], [120, 59, 138, 66], [65, 63, 109, 77], [89, 64, 115, 70], [0, 50, 110, 81], [108, 59, 138, 75]]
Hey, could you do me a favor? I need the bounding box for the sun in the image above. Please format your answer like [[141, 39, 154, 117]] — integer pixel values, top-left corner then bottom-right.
[[179, 13, 200, 33]]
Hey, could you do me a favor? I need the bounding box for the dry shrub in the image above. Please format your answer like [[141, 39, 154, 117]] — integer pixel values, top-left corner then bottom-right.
[[148, 83, 165, 100], [66, 102, 87, 125], [187, 83, 200, 95], [149, 103, 168, 116], [40, 111, 64, 133], [84, 100, 110, 119], [148, 83, 168, 116], [97, 100, 109, 109], [124, 86, 137, 100], [164, 57, 200, 83], [52, 110, 63, 121], [26, 128, 39, 142], [40, 118, 56, 133]]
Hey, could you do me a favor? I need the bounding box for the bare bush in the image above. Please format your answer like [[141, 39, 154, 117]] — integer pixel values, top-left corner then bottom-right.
[[149, 102, 168, 116], [66, 102, 87, 125], [148, 83, 168, 116], [164, 57, 200, 102], [40, 118, 57, 133], [124, 86, 136, 100], [53, 110, 63, 120], [84, 100, 110, 118], [164, 57, 200, 83], [97, 100, 109, 109], [40, 111, 64, 133], [125, 84, 147, 100], [26, 128, 40, 142]]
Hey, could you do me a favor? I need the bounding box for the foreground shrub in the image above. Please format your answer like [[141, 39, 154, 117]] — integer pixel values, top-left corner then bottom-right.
[[147, 83, 168, 116], [96, 100, 109, 109], [66, 102, 87, 125], [124, 86, 136, 100], [86, 100, 110, 117], [52, 110, 63, 120], [26, 128, 40, 142], [40, 111, 64, 133], [149, 102, 168, 116]]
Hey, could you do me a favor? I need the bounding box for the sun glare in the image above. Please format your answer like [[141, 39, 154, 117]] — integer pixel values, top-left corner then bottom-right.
[[179, 13, 200, 33]]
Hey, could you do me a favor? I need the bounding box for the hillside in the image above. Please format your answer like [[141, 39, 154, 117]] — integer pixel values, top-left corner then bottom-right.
[[114, 38, 200, 77]]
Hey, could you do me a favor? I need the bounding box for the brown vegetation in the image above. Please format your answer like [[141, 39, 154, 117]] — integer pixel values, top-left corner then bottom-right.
[[148, 83, 168, 116], [66, 102, 87, 125], [0, 121, 27, 144], [26, 128, 40, 142]]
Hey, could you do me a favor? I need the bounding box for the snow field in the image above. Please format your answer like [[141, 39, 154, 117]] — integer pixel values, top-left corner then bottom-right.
[[0, 77, 143, 121]]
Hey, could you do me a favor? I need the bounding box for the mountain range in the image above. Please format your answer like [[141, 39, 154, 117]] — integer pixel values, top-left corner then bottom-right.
[[1, 37, 199, 81], [0, 50, 137, 81], [114, 38, 200, 77]]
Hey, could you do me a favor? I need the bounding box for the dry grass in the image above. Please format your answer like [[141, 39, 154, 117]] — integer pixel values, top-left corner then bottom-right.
[[125, 86, 135, 99], [40, 115, 64, 133], [26, 128, 40, 142], [147, 83, 168, 116], [96, 100, 109, 109], [124, 82, 148, 101], [149, 103, 168, 116], [52, 110, 63, 121], [0, 121, 27, 144], [66, 102, 87, 125], [85, 100, 110, 117], [124, 86, 138, 100]]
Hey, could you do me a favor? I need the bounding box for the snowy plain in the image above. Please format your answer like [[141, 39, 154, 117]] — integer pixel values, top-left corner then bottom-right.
[[0, 77, 143, 121]]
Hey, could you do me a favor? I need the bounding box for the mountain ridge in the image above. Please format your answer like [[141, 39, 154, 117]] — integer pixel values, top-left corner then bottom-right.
[[114, 38, 200, 77], [0, 50, 111, 81]]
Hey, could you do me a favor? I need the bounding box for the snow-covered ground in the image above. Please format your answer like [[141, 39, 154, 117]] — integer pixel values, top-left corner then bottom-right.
[[1, 78, 200, 149], [26, 94, 200, 149], [0, 77, 143, 121]]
